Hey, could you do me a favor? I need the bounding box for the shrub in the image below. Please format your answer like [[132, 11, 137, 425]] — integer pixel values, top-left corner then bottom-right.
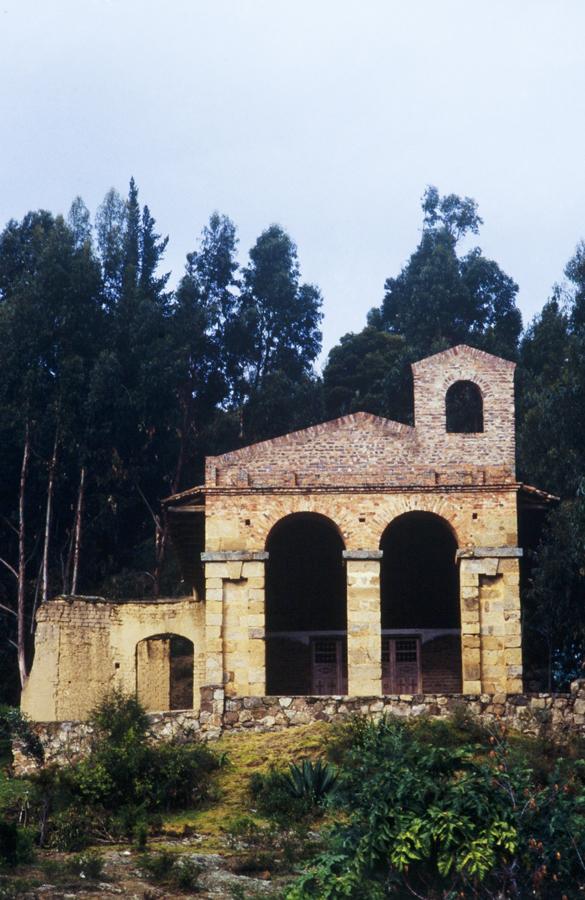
[[141, 850, 202, 890], [250, 769, 313, 825], [250, 759, 337, 825], [0, 707, 43, 765], [70, 693, 219, 812], [35, 691, 219, 848], [90, 689, 149, 747], [47, 807, 97, 851], [283, 760, 338, 802], [0, 821, 35, 868], [67, 851, 104, 880], [288, 715, 585, 899], [173, 856, 203, 890], [134, 821, 149, 851], [141, 849, 176, 881]]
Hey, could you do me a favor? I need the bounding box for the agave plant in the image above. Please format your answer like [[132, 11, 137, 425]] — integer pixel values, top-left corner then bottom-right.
[[282, 759, 338, 803]]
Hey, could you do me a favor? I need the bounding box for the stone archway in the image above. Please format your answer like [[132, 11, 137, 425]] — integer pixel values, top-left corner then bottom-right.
[[265, 512, 347, 695], [380, 511, 461, 693], [136, 633, 194, 711]]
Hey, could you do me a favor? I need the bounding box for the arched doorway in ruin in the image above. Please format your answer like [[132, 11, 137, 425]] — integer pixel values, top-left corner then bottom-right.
[[380, 512, 462, 694], [136, 633, 194, 711], [265, 512, 347, 695]]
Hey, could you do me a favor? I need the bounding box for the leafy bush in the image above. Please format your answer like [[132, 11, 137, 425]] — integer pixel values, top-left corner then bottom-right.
[[67, 851, 104, 880], [0, 707, 43, 765], [47, 806, 100, 851], [69, 692, 218, 812], [250, 769, 313, 824], [34, 692, 219, 847], [141, 850, 202, 890], [0, 821, 35, 868], [288, 715, 585, 898]]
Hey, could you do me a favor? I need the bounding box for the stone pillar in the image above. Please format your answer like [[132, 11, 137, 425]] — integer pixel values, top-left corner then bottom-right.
[[344, 550, 383, 696], [201, 551, 268, 698], [457, 547, 523, 694]]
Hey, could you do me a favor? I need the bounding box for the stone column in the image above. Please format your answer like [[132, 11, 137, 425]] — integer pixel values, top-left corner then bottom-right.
[[457, 547, 523, 694], [201, 551, 268, 698], [344, 550, 383, 696]]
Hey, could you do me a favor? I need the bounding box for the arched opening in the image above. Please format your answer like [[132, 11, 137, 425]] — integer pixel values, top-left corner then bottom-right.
[[380, 512, 461, 693], [265, 513, 347, 695], [136, 633, 194, 711], [445, 380, 484, 433]]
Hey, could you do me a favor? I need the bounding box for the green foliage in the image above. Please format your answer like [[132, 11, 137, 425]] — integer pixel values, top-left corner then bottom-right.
[[289, 716, 585, 898], [249, 758, 337, 827], [0, 822, 35, 869], [236, 224, 323, 390], [250, 769, 313, 824], [134, 820, 149, 851], [282, 759, 338, 803], [70, 693, 218, 812], [0, 707, 43, 764], [35, 693, 218, 848], [323, 328, 410, 423], [369, 186, 522, 362], [67, 851, 104, 880], [90, 689, 149, 745], [46, 807, 96, 852], [141, 850, 202, 890], [523, 494, 585, 689]]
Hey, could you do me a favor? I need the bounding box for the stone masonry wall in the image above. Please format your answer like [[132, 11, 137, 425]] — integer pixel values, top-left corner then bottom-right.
[[203, 489, 521, 696], [204, 487, 519, 555], [14, 682, 585, 774], [412, 345, 516, 473]]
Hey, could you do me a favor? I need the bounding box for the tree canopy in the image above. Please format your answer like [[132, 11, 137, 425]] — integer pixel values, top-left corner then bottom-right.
[[0, 182, 584, 697]]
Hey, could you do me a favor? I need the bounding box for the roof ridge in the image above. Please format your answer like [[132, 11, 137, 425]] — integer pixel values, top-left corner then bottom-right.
[[411, 344, 516, 370], [208, 411, 414, 462]]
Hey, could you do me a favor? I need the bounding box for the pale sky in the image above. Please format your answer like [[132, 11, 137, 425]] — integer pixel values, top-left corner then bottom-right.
[[1, 0, 584, 361]]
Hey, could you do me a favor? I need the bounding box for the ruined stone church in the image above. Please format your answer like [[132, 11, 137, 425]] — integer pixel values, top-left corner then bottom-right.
[[22, 345, 554, 722]]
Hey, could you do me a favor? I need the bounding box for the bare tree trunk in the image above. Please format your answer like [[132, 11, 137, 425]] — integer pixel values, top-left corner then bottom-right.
[[29, 558, 43, 635], [41, 429, 59, 605], [153, 395, 192, 597], [71, 465, 86, 595], [18, 424, 31, 689]]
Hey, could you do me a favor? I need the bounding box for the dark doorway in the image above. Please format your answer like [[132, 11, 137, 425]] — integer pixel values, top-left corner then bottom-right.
[[265, 513, 347, 695], [380, 512, 461, 693]]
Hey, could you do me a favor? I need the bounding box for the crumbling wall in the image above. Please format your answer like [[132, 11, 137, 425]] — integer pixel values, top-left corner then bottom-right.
[[21, 596, 206, 722]]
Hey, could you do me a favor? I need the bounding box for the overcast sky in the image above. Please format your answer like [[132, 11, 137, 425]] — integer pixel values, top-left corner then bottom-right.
[[1, 0, 584, 362]]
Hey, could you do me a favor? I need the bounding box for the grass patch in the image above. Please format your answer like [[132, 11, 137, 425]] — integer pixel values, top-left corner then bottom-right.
[[163, 722, 334, 842]]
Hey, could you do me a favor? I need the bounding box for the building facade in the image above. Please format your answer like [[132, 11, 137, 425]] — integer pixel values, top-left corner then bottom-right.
[[21, 345, 551, 722]]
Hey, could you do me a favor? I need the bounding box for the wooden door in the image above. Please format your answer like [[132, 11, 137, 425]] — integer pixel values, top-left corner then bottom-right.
[[382, 636, 421, 694], [311, 638, 345, 694]]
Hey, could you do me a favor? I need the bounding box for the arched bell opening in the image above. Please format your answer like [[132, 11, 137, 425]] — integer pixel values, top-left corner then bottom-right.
[[445, 380, 484, 433], [136, 633, 194, 711], [265, 512, 347, 695], [380, 512, 462, 693]]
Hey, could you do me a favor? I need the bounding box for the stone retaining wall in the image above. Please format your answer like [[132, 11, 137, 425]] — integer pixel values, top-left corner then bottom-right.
[[14, 681, 585, 774]]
